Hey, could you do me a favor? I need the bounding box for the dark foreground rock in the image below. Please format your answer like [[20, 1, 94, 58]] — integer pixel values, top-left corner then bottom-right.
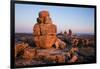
[[15, 45, 70, 67]]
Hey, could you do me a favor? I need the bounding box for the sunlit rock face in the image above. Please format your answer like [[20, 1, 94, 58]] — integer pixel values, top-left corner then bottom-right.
[[33, 11, 57, 49], [15, 43, 37, 60]]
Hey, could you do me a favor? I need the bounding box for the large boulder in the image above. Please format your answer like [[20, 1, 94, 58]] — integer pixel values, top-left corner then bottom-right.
[[15, 43, 37, 61], [23, 48, 37, 61], [33, 10, 57, 49], [15, 43, 28, 58], [55, 38, 66, 49]]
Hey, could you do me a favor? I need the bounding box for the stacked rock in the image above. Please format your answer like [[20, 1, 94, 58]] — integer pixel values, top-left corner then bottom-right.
[[68, 29, 72, 37], [33, 11, 57, 49]]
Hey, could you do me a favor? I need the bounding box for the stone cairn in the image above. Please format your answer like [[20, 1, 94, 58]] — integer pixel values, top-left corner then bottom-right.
[[33, 11, 57, 49]]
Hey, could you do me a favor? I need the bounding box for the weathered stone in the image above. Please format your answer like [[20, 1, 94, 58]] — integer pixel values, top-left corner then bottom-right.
[[71, 38, 79, 46], [33, 24, 40, 36], [44, 16, 52, 24], [68, 29, 72, 37], [33, 10, 57, 49], [55, 38, 66, 49], [15, 43, 37, 61], [15, 43, 28, 58], [55, 55, 65, 63], [33, 48, 66, 63], [23, 48, 37, 61], [39, 11, 49, 18], [37, 17, 44, 24]]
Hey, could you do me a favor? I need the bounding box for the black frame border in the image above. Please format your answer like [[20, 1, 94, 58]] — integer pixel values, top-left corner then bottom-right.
[[10, 0, 97, 68]]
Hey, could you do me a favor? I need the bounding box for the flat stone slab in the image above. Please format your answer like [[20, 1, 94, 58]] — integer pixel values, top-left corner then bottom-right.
[[15, 48, 69, 67]]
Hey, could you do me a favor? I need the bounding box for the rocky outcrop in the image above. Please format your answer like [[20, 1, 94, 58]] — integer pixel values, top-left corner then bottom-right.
[[55, 38, 66, 49], [15, 43, 37, 61], [15, 43, 28, 58], [33, 11, 57, 49]]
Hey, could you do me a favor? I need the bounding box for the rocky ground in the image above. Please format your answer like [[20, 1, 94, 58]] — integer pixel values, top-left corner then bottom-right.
[[15, 33, 96, 67]]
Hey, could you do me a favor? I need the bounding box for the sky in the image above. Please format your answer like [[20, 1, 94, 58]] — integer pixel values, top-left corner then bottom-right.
[[15, 3, 95, 34]]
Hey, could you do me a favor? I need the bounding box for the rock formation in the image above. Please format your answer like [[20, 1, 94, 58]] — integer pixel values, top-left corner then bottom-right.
[[15, 43, 37, 61], [68, 29, 72, 37], [33, 11, 57, 49], [64, 30, 67, 35], [15, 43, 28, 58], [55, 38, 66, 49]]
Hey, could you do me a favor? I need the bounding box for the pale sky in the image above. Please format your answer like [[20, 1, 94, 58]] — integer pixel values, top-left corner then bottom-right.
[[15, 3, 95, 34]]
